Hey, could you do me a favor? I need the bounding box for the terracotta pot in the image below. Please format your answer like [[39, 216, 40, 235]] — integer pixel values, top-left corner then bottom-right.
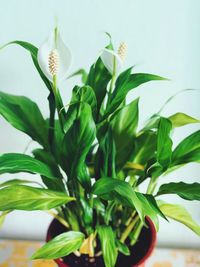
[[46, 217, 156, 267]]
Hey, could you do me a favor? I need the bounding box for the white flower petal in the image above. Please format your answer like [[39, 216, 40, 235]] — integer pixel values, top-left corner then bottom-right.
[[100, 48, 123, 75], [38, 32, 54, 81], [37, 30, 72, 83], [56, 32, 72, 81]]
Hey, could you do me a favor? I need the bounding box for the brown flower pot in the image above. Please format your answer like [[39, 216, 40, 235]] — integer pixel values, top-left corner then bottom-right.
[[46, 217, 156, 267]]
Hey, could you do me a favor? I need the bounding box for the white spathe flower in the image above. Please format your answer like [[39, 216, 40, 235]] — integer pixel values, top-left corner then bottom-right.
[[38, 29, 72, 83], [100, 42, 127, 75]]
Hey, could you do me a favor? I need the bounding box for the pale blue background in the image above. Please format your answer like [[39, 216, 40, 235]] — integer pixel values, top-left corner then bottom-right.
[[0, 0, 200, 248]]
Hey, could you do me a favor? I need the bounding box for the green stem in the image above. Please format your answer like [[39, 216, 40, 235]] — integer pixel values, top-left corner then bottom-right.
[[48, 91, 56, 153], [47, 210, 69, 229], [52, 75, 65, 131], [125, 210, 136, 226], [120, 215, 139, 243], [106, 56, 116, 108], [130, 220, 143, 246], [147, 178, 158, 194]]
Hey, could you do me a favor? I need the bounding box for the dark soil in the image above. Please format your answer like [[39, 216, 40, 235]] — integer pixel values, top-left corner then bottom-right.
[[48, 219, 153, 267]]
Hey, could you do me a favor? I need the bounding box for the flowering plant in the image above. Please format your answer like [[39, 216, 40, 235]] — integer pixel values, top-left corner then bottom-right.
[[0, 27, 200, 267]]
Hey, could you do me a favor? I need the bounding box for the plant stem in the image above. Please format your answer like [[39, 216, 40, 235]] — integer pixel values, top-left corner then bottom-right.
[[52, 75, 65, 131], [125, 210, 136, 226], [120, 215, 139, 243], [106, 56, 116, 108], [147, 178, 158, 194], [48, 91, 56, 152], [130, 220, 143, 246], [46, 210, 69, 229]]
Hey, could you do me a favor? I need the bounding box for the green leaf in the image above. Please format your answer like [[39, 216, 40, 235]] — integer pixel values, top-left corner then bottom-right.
[[0, 179, 43, 189], [97, 225, 118, 267], [1, 41, 52, 91], [159, 203, 200, 235], [104, 71, 167, 118], [53, 120, 65, 164], [67, 68, 88, 84], [0, 153, 56, 180], [116, 240, 130, 256], [63, 86, 97, 135], [140, 114, 160, 132], [0, 185, 75, 211], [111, 98, 139, 168], [132, 131, 157, 165], [92, 178, 166, 225], [32, 148, 65, 191], [87, 57, 111, 120], [66, 85, 97, 123], [157, 182, 200, 200], [172, 130, 200, 165], [0, 92, 48, 148], [80, 197, 93, 230], [31, 231, 84, 260], [141, 91, 200, 132], [95, 127, 116, 179], [63, 103, 96, 189], [1, 41, 64, 146], [168, 112, 200, 127], [157, 117, 173, 168]]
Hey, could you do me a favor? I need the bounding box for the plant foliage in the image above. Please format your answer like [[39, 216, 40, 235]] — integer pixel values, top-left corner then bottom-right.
[[0, 31, 200, 267]]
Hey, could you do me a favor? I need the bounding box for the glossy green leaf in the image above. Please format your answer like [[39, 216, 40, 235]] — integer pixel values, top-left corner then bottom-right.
[[168, 112, 200, 127], [0, 153, 56, 180], [87, 57, 111, 119], [141, 112, 200, 131], [95, 127, 116, 179], [31, 231, 84, 260], [116, 240, 130, 256], [0, 92, 48, 148], [32, 148, 65, 191], [157, 118, 173, 168], [159, 203, 200, 235], [172, 130, 200, 165], [80, 197, 93, 229], [141, 89, 200, 131], [132, 131, 157, 165], [92, 178, 166, 225], [0, 179, 43, 189], [1, 41, 66, 145], [53, 120, 65, 165], [111, 98, 139, 168], [97, 225, 118, 267], [140, 114, 160, 132], [64, 85, 97, 135], [157, 182, 200, 200], [0, 185, 75, 211], [103, 71, 167, 118], [63, 103, 96, 189]]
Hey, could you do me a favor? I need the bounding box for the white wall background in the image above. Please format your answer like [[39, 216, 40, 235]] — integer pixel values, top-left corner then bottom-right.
[[0, 0, 200, 248]]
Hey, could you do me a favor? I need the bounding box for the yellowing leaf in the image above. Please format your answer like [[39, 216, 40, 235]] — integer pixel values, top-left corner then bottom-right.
[[159, 203, 200, 235], [168, 112, 200, 127]]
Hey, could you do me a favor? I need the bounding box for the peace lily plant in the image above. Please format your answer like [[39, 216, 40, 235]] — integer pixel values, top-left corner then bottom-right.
[[0, 27, 200, 267]]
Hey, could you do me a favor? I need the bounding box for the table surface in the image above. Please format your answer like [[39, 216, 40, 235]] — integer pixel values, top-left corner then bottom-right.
[[0, 239, 200, 267]]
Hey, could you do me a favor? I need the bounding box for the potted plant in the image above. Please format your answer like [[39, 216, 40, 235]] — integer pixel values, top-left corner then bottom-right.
[[0, 27, 200, 267]]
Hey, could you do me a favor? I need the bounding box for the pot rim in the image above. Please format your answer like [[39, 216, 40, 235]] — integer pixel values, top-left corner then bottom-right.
[[46, 216, 156, 267]]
